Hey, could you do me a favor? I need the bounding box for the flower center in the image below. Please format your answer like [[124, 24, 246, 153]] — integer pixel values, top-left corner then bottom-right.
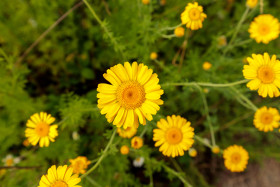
[[35, 122, 50, 137], [258, 24, 270, 35], [125, 127, 131, 132], [257, 66, 275, 84], [51, 181, 68, 187], [189, 8, 201, 20], [6, 158, 14, 166], [116, 81, 145, 109], [231, 153, 241, 164], [165, 128, 183, 144], [260, 112, 273, 124]]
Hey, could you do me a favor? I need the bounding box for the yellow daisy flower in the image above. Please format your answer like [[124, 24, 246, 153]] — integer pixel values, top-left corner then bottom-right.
[[223, 145, 249, 172], [117, 126, 137, 138], [202, 62, 212, 70], [69, 156, 91, 175], [181, 2, 207, 30], [174, 27, 185, 37], [150, 52, 158, 60], [212, 145, 220, 154], [153, 115, 194, 158], [97, 62, 164, 129], [131, 136, 143, 149], [188, 148, 197, 157], [243, 53, 280, 98], [25, 112, 58, 147], [248, 14, 280, 44], [38, 165, 81, 187], [253, 106, 280, 132], [120, 145, 130, 155], [246, 0, 258, 8]]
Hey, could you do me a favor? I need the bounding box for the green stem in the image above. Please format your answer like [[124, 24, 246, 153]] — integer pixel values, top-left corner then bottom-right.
[[194, 135, 213, 149], [162, 165, 192, 187], [140, 125, 148, 138], [81, 129, 117, 178], [161, 34, 177, 39], [85, 176, 102, 187], [230, 87, 258, 111], [160, 23, 183, 31]]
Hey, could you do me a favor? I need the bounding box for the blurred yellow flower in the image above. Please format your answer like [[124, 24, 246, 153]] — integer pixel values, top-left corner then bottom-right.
[[120, 145, 130, 155], [150, 52, 158, 60], [188, 148, 197, 157], [25, 112, 58, 147], [254, 106, 280, 132], [174, 27, 185, 37], [0, 169, 6, 178], [246, 0, 258, 9], [223, 145, 249, 172], [181, 2, 207, 30], [131, 136, 143, 149], [248, 14, 280, 44], [203, 62, 212, 70], [212, 145, 220, 154], [160, 0, 166, 6], [142, 0, 150, 5], [243, 53, 280, 98], [117, 126, 137, 138], [153, 115, 194, 157], [38, 165, 81, 187], [23, 139, 30, 147], [97, 62, 164, 129], [217, 35, 227, 47], [69, 156, 91, 175]]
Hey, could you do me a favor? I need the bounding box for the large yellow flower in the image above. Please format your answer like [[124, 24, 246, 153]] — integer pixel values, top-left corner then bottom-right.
[[248, 14, 280, 44], [117, 126, 137, 138], [97, 62, 164, 129], [254, 106, 280, 132], [243, 53, 280, 98], [223, 145, 249, 172], [153, 115, 194, 157], [69, 156, 91, 175], [25, 112, 58, 147], [181, 2, 207, 30], [38, 165, 81, 187]]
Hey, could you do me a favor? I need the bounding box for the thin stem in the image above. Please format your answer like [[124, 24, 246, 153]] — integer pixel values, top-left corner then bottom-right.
[[161, 34, 177, 39], [162, 80, 248, 88], [194, 135, 213, 149], [86, 176, 102, 187], [81, 129, 117, 178], [260, 0, 264, 14], [160, 23, 183, 31], [162, 165, 192, 187], [230, 87, 258, 111], [140, 125, 148, 138]]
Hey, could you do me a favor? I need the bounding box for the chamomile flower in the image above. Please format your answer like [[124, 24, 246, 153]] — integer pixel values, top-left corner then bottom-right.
[[2, 154, 20, 166], [120, 145, 130, 155], [69, 156, 91, 175], [131, 136, 143, 149], [117, 126, 137, 138], [223, 145, 249, 172], [254, 106, 280, 132], [133, 157, 144, 167]]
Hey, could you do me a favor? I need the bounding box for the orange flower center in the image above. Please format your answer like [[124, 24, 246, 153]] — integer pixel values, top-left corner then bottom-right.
[[260, 112, 273, 124], [51, 181, 68, 187], [231, 153, 241, 164], [258, 23, 270, 35], [189, 8, 201, 20], [257, 66, 275, 84], [116, 81, 145, 109], [6, 158, 14, 166], [35, 122, 50, 137], [165, 128, 183, 144]]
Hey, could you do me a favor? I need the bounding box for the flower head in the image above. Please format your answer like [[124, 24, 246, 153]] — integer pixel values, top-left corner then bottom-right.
[[38, 165, 81, 187], [254, 106, 280, 132], [23, 139, 30, 147], [142, 0, 149, 5], [117, 126, 137, 138], [188, 148, 197, 157], [181, 2, 207, 30], [243, 53, 280, 98], [120, 145, 130, 155], [203, 62, 212, 70], [246, 0, 258, 9], [25, 112, 58, 147], [223, 145, 249, 172], [97, 62, 164, 129], [69, 156, 91, 175], [174, 27, 185, 37], [150, 52, 158, 60], [131, 136, 143, 149], [133, 157, 144, 167], [248, 14, 280, 44], [153, 115, 194, 157], [212, 145, 220, 154], [2, 154, 20, 166]]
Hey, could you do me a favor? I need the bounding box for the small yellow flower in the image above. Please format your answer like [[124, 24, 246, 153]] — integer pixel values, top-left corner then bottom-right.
[[38, 165, 81, 187], [203, 62, 212, 70], [188, 148, 197, 157], [174, 27, 185, 37], [160, 0, 166, 6], [243, 53, 280, 98], [153, 115, 194, 157], [25, 112, 58, 147], [23, 139, 30, 147], [131, 136, 143, 149], [217, 35, 227, 47], [150, 52, 158, 60], [117, 126, 137, 138], [120, 145, 130, 155], [254, 106, 280, 132], [248, 14, 280, 44], [246, 0, 258, 9], [142, 0, 150, 5], [181, 2, 207, 30], [203, 88, 209, 94], [212, 145, 220, 154], [223, 145, 249, 172], [69, 156, 91, 175]]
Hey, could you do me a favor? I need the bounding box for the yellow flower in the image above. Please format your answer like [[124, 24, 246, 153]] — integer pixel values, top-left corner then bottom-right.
[[97, 62, 164, 129], [243, 53, 280, 98], [174, 27, 185, 37], [253, 106, 280, 132], [160, 0, 166, 6], [212, 145, 220, 154], [142, 0, 150, 5], [120, 145, 130, 155], [217, 35, 227, 47], [223, 145, 249, 172], [25, 112, 58, 147], [188, 148, 197, 157], [202, 62, 212, 70], [181, 2, 207, 30], [38, 165, 81, 187], [246, 0, 258, 9], [153, 115, 194, 157], [23, 139, 30, 147], [117, 126, 137, 138], [69, 156, 91, 175], [248, 14, 280, 44], [203, 88, 209, 94], [131, 136, 143, 149], [150, 52, 158, 60]]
